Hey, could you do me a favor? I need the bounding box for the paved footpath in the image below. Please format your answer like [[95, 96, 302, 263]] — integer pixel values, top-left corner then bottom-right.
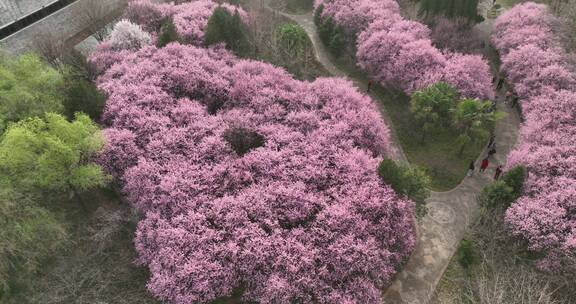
[[263, 2, 520, 303]]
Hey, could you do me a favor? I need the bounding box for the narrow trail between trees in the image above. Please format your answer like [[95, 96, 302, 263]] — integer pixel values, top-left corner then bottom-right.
[[262, 1, 520, 303]]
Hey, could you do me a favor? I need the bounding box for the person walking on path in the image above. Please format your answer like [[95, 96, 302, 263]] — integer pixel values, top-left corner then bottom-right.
[[487, 135, 495, 148], [467, 160, 475, 177], [480, 157, 489, 173], [367, 80, 372, 93], [510, 93, 519, 108], [494, 165, 503, 180], [496, 77, 505, 90], [488, 146, 497, 157]]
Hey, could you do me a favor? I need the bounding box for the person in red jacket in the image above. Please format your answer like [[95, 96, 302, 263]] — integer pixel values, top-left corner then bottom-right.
[[480, 157, 489, 172]]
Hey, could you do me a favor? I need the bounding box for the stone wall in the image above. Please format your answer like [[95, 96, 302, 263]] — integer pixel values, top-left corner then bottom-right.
[[1, 0, 127, 54], [0, 0, 56, 26]]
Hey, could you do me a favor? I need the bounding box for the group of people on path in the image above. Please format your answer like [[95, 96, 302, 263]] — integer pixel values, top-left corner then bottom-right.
[[467, 74, 512, 180], [495, 76, 519, 109], [467, 133, 503, 180]]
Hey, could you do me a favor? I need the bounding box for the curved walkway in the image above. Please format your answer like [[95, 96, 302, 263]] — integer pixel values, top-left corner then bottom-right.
[[263, 2, 520, 303]]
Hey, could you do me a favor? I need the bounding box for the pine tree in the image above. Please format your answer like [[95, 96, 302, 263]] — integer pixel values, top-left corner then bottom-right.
[[157, 19, 180, 48], [204, 7, 249, 56]]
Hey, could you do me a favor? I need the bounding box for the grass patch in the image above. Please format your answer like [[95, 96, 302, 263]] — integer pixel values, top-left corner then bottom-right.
[[328, 55, 486, 191]]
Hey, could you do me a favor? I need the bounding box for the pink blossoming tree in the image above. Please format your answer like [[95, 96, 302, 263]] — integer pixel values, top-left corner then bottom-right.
[[316, 0, 494, 99], [96, 42, 416, 303], [492, 2, 576, 272], [123, 0, 247, 45]]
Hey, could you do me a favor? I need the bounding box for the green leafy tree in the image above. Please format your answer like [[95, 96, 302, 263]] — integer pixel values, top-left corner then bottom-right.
[[0, 113, 109, 207], [501, 166, 525, 200], [0, 189, 67, 298], [378, 159, 431, 217], [479, 181, 516, 209], [157, 19, 180, 48], [0, 53, 64, 132], [277, 23, 309, 56], [453, 99, 503, 155], [317, 16, 347, 56], [275, 23, 315, 78], [410, 82, 458, 140], [62, 69, 106, 121], [204, 8, 249, 56]]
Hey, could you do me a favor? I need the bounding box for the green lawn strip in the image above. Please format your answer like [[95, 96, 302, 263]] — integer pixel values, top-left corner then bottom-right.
[[330, 56, 486, 191]]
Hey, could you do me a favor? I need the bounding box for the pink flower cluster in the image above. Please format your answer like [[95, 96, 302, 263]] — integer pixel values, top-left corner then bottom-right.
[[90, 0, 247, 76], [124, 0, 247, 44], [316, 0, 494, 99], [96, 42, 416, 304], [492, 2, 576, 272]]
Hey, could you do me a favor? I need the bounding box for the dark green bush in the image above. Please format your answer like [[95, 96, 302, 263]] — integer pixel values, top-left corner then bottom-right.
[[223, 127, 265, 156], [62, 73, 106, 121], [501, 166, 525, 200], [457, 239, 477, 269], [378, 159, 403, 190], [479, 181, 515, 209], [204, 7, 249, 56], [378, 159, 431, 218], [316, 12, 347, 57], [378, 159, 431, 203], [157, 19, 180, 48]]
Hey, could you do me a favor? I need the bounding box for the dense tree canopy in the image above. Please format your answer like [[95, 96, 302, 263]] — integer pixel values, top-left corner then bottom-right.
[[0, 53, 64, 132], [316, 0, 494, 99], [204, 7, 249, 55], [452, 99, 500, 155], [492, 2, 576, 272], [124, 0, 248, 46], [0, 113, 109, 198], [93, 40, 416, 303], [410, 82, 457, 135]]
